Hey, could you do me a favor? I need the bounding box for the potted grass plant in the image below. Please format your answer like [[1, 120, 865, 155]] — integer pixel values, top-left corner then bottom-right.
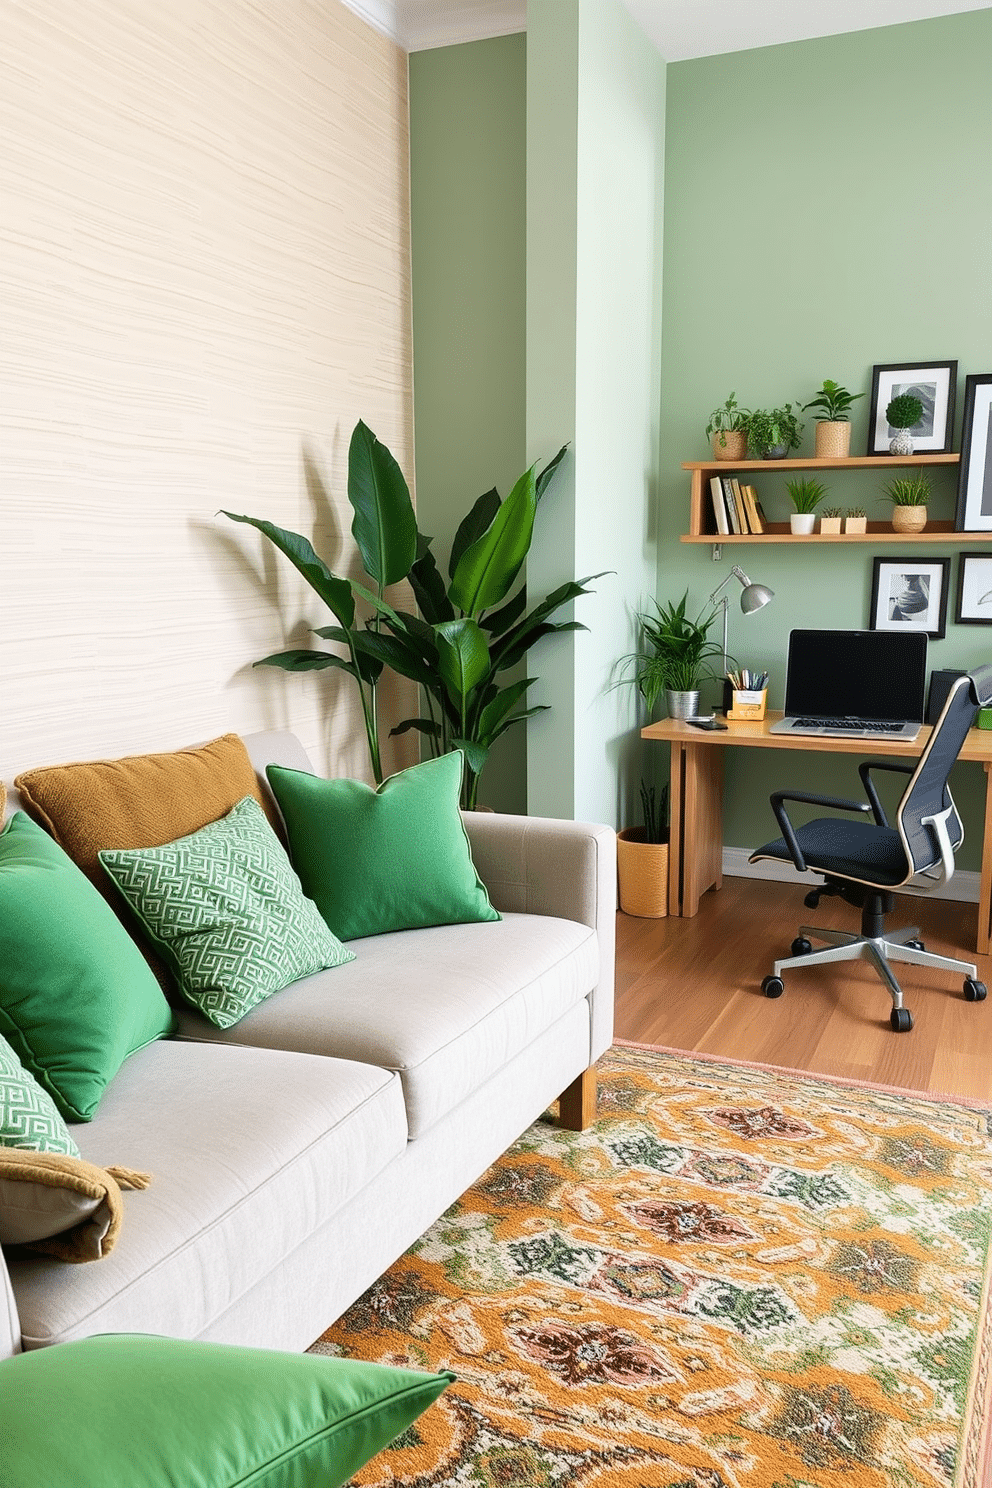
[[819, 506, 843, 535], [617, 781, 669, 918], [786, 476, 828, 535], [616, 593, 727, 719], [885, 472, 930, 533], [802, 378, 864, 459], [844, 506, 868, 534]]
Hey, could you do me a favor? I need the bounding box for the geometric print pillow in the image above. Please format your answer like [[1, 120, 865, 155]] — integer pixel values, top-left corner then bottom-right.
[[99, 796, 355, 1030], [0, 1033, 80, 1156]]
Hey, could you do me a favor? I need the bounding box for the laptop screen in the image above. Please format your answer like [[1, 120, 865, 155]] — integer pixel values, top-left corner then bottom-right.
[[783, 629, 928, 722]]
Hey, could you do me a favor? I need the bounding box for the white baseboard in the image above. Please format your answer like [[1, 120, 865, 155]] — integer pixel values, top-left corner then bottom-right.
[[722, 846, 980, 904]]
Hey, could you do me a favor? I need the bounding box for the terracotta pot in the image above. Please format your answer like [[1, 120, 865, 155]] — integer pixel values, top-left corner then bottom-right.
[[891, 505, 928, 533], [617, 828, 669, 918], [711, 429, 747, 462], [814, 421, 851, 459]]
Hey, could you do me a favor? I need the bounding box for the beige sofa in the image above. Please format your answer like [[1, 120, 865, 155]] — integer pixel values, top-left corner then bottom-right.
[[1, 729, 616, 1359]]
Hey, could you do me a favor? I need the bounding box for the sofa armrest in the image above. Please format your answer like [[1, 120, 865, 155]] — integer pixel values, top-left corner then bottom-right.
[[0, 1245, 22, 1358], [462, 813, 616, 1063]]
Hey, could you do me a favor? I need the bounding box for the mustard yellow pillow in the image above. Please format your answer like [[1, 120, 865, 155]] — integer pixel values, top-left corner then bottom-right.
[[0, 1147, 151, 1261]]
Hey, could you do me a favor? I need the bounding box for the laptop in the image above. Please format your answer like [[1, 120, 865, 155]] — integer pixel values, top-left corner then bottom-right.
[[768, 628, 927, 741]]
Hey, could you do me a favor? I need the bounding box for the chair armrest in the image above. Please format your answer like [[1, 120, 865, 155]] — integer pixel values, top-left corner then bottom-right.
[[461, 812, 616, 1062], [858, 760, 915, 827], [770, 790, 872, 874], [0, 1245, 21, 1359]]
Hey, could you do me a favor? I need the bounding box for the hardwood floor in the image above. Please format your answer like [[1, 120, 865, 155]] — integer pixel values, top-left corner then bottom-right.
[[614, 876, 992, 1102]]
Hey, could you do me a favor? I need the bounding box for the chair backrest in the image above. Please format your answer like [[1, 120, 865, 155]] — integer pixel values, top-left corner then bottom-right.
[[896, 665, 992, 874]]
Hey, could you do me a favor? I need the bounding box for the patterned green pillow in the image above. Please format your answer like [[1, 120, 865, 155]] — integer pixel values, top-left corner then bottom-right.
[[99, 796, 355, 1029], [0, 1032, 79, 1156]]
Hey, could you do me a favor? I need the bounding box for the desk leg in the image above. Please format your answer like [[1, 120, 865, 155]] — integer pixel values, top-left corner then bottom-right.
[[669, 740, 725, 917], [978, 761, 992, 955]]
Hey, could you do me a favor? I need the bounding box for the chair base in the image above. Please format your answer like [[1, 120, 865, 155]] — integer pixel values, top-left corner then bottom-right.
[[769, 921, 980, 1029]]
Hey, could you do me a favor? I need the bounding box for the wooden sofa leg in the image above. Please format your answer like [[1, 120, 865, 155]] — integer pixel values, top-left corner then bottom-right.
[[558, 1068, 597, 1131]]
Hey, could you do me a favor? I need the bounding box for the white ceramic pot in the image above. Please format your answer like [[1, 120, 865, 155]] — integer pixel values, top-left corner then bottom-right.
[[790, 513, 817, 535]]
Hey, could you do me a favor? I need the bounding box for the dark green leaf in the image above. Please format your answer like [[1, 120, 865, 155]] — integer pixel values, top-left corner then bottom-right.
[[489, 703, 549, 742], [448, 465, 538, 618], [535, 444, 568, 502], [347, 420, 417, 587], [389, 717, 442, 739], [495, 620, 586, 673], [353, 629, 436, 687], [480, 585, 528, 637], [451, 739, 490, 776], [475, 677, 536, 742], [254, 649, 356, 675], [448, 488, 501, 581], [410, 545, 455, 625], [223, 513, 355, 628], [436, 618, 491, 705]]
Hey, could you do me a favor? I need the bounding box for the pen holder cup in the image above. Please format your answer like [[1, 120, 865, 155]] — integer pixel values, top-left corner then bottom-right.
[[728, 689, 767, 721]]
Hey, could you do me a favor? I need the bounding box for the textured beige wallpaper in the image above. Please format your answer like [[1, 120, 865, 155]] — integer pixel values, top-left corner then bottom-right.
[[1, 0, 415, 783]]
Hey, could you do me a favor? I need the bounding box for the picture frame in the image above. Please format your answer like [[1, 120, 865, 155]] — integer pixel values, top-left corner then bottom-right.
[[955, 551, 992, 625], [866, 360, 957, 456], [870, 556, 950, 639], [954, 374, 992, 532]]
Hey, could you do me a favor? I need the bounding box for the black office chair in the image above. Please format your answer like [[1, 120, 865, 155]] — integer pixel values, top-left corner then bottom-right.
[[750, 665, 992, 1031]]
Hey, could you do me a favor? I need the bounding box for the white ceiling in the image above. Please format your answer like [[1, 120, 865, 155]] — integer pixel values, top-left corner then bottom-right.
[[345, 0, 992, 57]]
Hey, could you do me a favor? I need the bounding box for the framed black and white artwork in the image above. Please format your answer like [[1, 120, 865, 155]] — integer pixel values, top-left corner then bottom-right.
[[866, 360, 957, 456], [870, 556, 950, 639], [954, 374, 992, 531], [955, 552, 992, 625]]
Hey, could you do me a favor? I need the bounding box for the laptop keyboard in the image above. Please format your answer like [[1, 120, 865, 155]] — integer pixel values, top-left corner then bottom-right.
[[793, 716, 904, 732]]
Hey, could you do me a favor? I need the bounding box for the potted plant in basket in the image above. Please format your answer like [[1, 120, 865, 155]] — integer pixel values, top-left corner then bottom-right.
[[615, 592, 728, 720], [746, 403, 804, 459], [885, 393, 924, 455], [802, 378, 864, 458], [785, 476, 828, 534], [884, 473, 930, 533], [617, 781, 669, 918], [706, 393, 750, 462]]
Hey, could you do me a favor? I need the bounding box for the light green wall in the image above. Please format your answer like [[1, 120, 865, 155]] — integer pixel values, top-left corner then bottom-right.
[[527, 0, 667, 826], [409, 35, 528, 811], [659, 11, 992, 867]]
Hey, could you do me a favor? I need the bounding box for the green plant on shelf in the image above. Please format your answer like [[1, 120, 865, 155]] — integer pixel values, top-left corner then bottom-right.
[[705, 392, 750, 448], [885, 393, 924, 430], [884, 474, 930, 507], [802, 379, 864, 422], [820, 507, 844, 519], [785, 477, 829, 514], [745, 403, 804, 457], [846, 506, 867, 518]]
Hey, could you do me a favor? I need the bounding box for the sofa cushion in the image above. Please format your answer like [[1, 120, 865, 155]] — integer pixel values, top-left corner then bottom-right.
[[1, 1334, 452, 1488], [13, 733, 278, 889], [0, 814, 176, 1122], [9, 1039, 408, 1348], [99, 796, 355, 1029], [173, 913, 599, 1139], [0, 1032, 79, 1156], [266, 752, 500, 941]]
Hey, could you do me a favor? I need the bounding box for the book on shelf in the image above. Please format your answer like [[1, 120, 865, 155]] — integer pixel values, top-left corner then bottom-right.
[[721, 476, 742, 534], [708, 475, 730, 535], [726, 476, 750, 534], [742, 484, 764, 534]]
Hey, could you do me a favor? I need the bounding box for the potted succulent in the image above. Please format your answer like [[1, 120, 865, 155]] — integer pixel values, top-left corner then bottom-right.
[[845, 506, 868, 534], [802, 379, 864, 459], [785, 476, 828, 535], [617, 781, 669, 918], [885, 473, 930, 533], [819, 506, 843, 535], [746, 403, 804, 459], [706, 393, 750, 462], [616, 592, 727, 720], [885, 393, 924, 456]]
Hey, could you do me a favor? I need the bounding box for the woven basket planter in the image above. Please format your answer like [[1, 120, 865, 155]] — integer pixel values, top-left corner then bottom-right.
[[617, 829, 669, 918], [813, 421, 851, 459], [711, 430, 747, 462], [891, 505, 928, 533]]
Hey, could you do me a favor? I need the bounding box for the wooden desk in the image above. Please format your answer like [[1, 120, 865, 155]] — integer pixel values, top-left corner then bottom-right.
[[642, 711, 992, 954]]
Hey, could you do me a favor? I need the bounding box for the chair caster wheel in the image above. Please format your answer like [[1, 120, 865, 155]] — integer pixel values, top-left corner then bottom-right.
[[803, 890, 821, 910], [890, 1007, 913, 1032], [762, 975, 785, 999], [791, 937, 813, 956], [964, 978, 988, 1002], [907, 939, 925, 951]]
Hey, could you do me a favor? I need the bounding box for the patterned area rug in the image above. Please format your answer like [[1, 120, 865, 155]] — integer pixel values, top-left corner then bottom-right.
[[310, 1043, 992, 1487]]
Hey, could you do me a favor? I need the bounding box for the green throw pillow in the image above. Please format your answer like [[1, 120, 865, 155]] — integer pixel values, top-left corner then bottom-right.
[[0, 814, 176, 1124], [0, 1334, 453, 1488], [0, 1032, 79, 1157], [99, 796, 356, 1029], [266, 752, 500, 941]]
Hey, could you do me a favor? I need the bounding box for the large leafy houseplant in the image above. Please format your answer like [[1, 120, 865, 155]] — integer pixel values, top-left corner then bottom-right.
[[226, 425, 598, 808]]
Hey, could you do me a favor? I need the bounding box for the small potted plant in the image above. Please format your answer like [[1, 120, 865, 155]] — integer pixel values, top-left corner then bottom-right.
[[706, 393, 750, 462], [802, 378, 864, 459], [885, 393, 924, 456], [615, 592, 727, 719], [746, 403, 804, 459], [844, 506, 868, 534], [819, 506, 843, 535], [785, 476, 828, 534], [617, 780, 669, 918], [885, 473, 930, 533]]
